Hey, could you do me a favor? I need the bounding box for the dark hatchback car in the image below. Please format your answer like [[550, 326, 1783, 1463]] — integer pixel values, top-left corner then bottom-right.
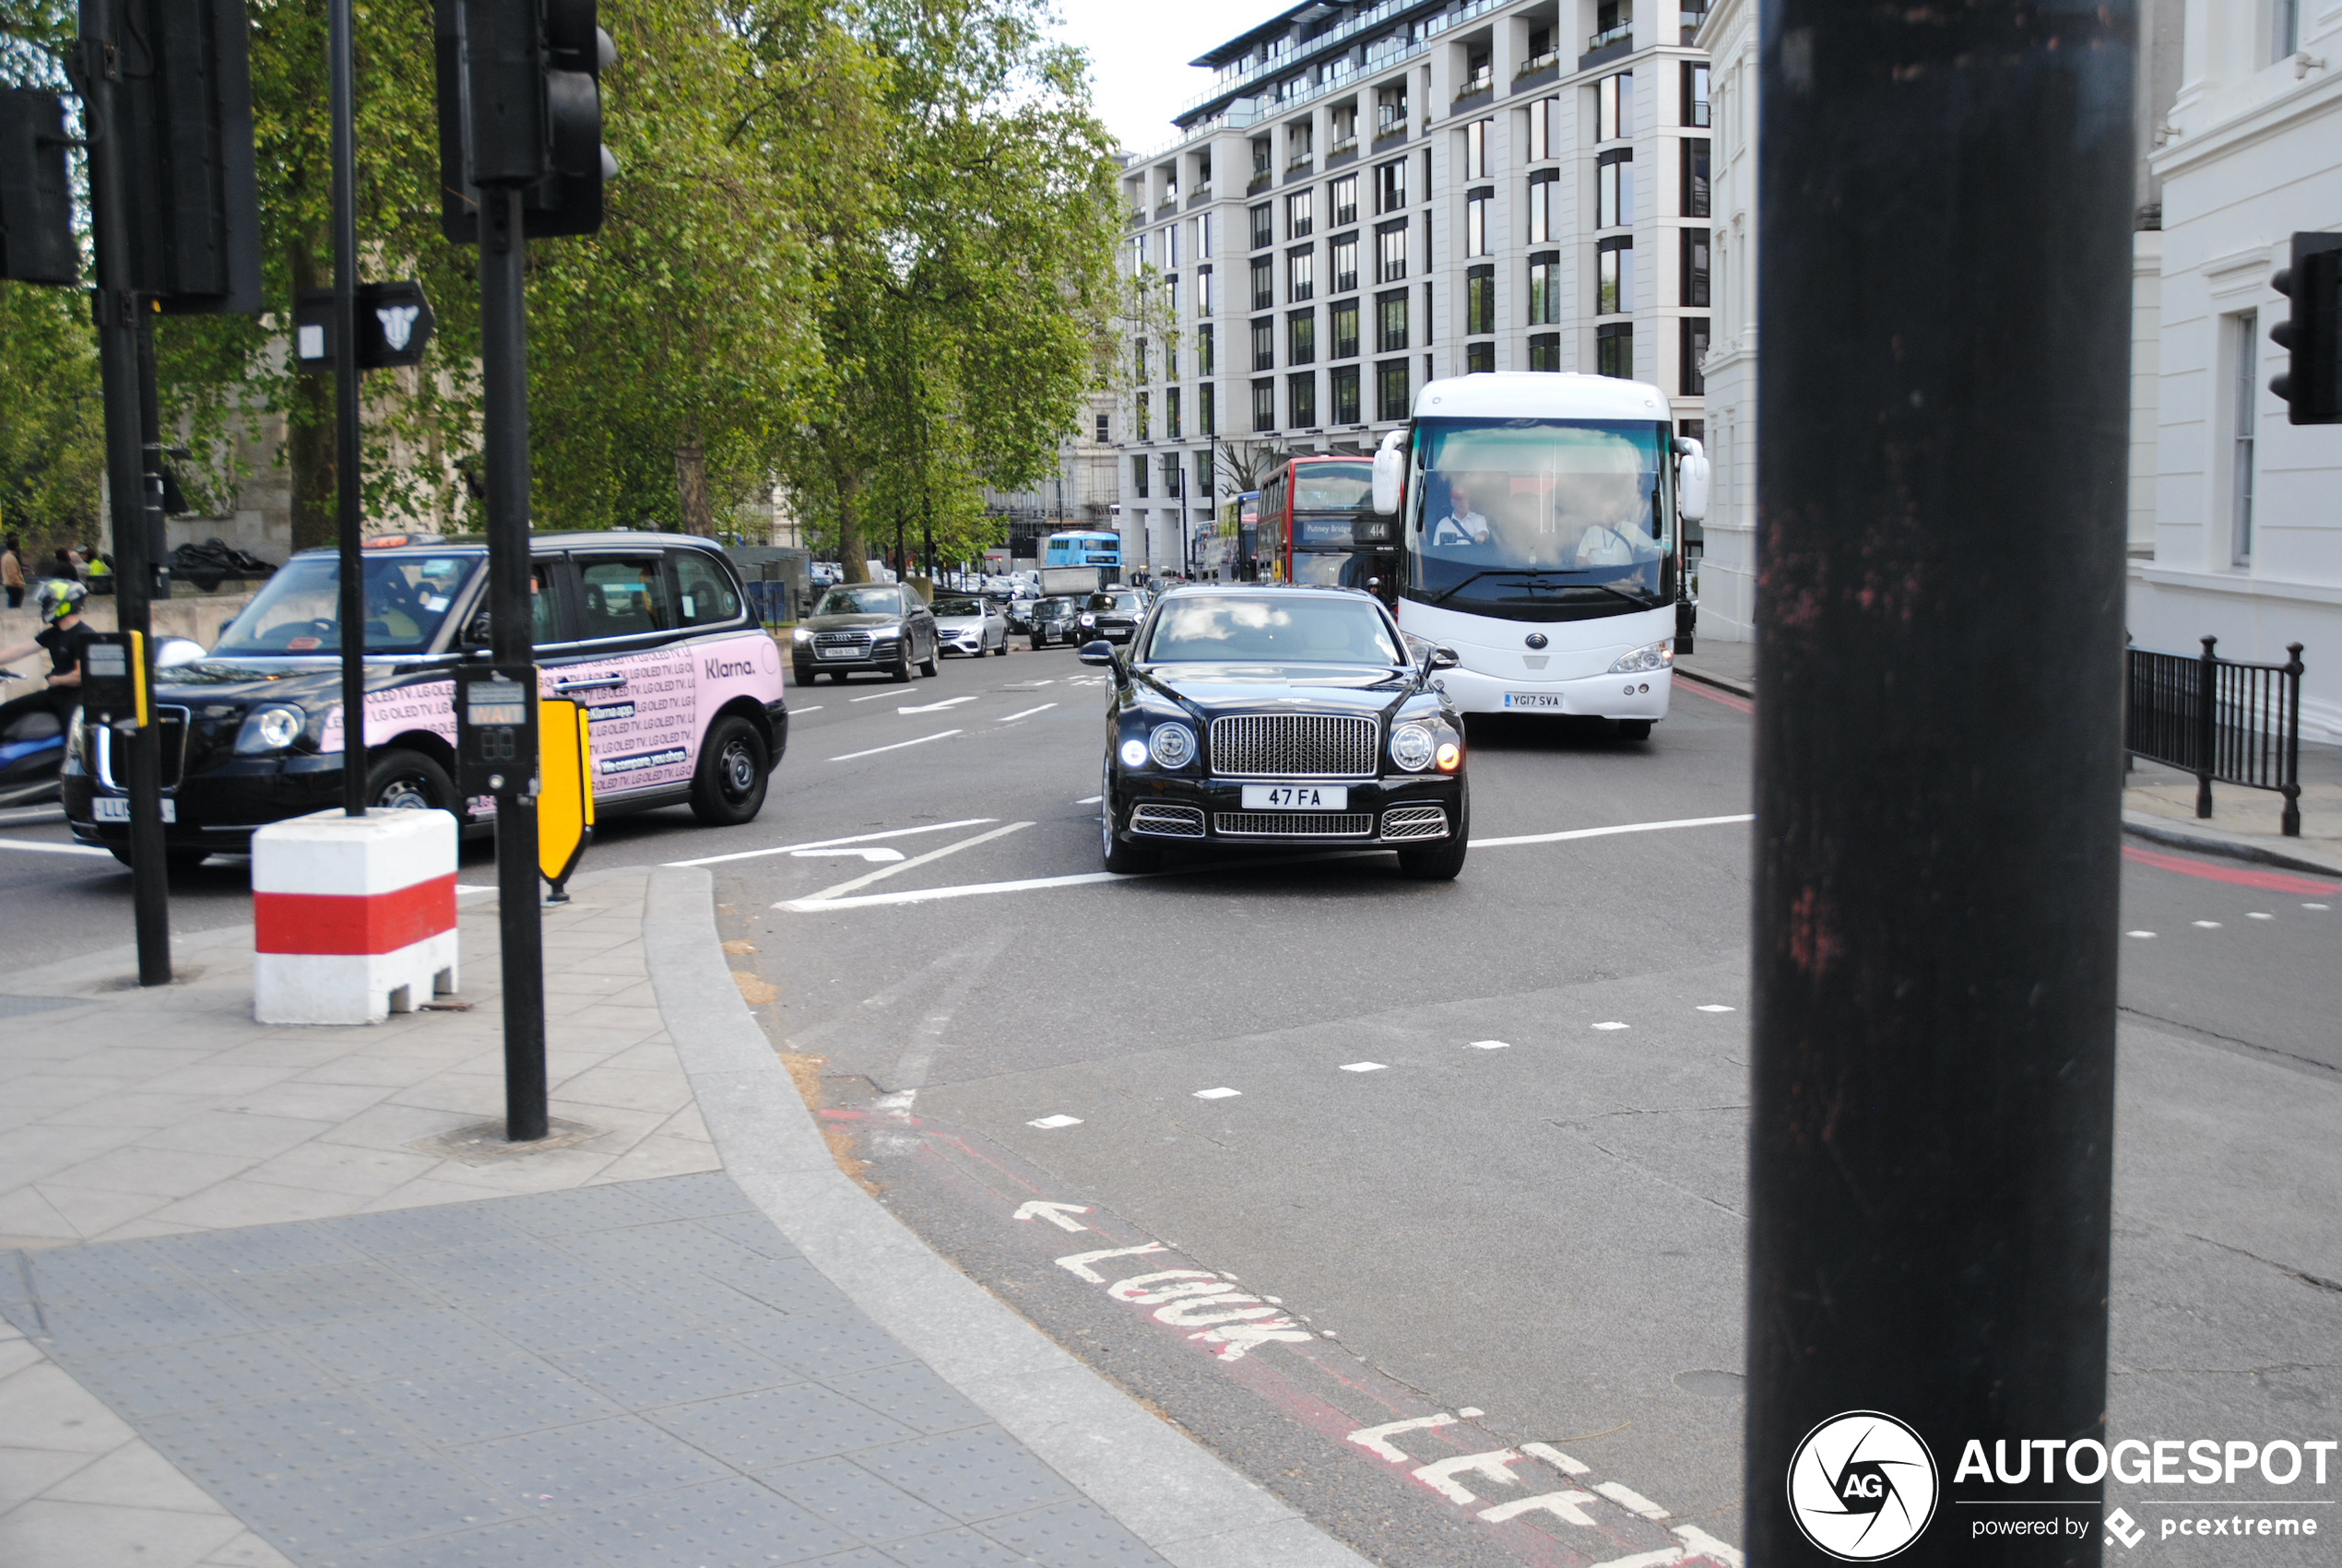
[[790, 584, 939, 683], [62, 533, 788, 868], [1075, 589, 1144, 645], [1086, 585, 1468, 880]]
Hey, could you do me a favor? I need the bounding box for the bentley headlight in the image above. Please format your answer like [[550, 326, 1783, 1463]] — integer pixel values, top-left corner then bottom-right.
[[236, 703, 307, 755], [1608, 639, 1674, 675], [1390, 722, 1437, 772], [1148, 722, 1196, 769], [1118, 738, 1149, 768]]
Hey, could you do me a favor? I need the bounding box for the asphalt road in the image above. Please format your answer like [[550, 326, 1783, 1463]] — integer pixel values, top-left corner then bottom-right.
[[2, 643, 2336, 1565]]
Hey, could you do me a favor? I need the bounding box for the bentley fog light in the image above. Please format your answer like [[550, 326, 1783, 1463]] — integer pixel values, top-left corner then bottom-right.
[[1149, 723, 1196, 769], [235, 704, 307, 755], [1119, 738, 1149, 768], [1608, 639, 1673, 675], [1436, 741, 1461, 772], [1390, 723, 1437, 772]]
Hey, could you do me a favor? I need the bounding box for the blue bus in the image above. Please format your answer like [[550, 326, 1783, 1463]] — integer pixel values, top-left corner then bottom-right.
[[1043, 530, 1121, 570]]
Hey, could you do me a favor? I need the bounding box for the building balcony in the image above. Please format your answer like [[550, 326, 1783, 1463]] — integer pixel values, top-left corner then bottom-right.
[[1327, 134, 1358, 159], [1587, 20, 1633, 53]]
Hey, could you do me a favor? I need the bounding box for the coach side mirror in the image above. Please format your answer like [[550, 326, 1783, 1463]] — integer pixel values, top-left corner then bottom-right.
[[1675, 437, 1709, 523], [1372, 442, 1404, 516]]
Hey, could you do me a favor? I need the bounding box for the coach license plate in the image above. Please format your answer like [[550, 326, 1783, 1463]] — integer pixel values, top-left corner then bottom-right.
[[1241, 784, 1347, 810], [1502, 692, 1567, 710], [94, 796, 174, 822]]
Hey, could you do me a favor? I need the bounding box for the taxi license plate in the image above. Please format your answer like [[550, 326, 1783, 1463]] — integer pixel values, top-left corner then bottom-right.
[[1241, 784, 1347, 809], [1502, 693, 1567, 710], [94, 796, 174, 822]]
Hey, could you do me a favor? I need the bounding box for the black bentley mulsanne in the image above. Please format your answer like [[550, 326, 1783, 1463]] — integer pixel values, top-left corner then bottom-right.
[[1083, 585, 1469, 880]]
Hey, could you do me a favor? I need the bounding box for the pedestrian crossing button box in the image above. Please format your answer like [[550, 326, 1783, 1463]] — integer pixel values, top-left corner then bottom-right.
[[455, 664, 538, 798], [79, 631, 148, 727]]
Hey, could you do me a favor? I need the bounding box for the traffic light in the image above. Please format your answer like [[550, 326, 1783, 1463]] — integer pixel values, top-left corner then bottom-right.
[[0, 89, 78, 284], [291, 281, 438, 371], [432, 0, 616, 243], [2269, 231, 2341, 427], [80, 0, 262, 313]]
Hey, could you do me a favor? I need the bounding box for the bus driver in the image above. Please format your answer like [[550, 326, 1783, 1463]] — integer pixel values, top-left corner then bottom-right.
[[1426, 475, 1492, 548]]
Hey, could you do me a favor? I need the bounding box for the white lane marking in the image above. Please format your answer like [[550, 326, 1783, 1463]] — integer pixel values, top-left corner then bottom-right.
[[667, 818, 997, 868], [791, 846, 905, 863], [1697, 1004, 1736, 1012], [1470, 812, 1754, 849], [1054, 1244, 1166, 1281], [2192, 919, 2222, 928], [1466, 1040, 1510, 1050], [2307, 902, 2331, 910], [1414, 1449, 1526, 1504], [899, 694, 979, 714], [849, 690, 893, 701], [1582, 1547, 1685, 1568], [1674, 1525, 1745, 1566], [793, 705, 822, 713], [456, 883, 499, 894], [1520, 1443, 1591, 1476], [0, 838, 115, 858], [2126, 929, 2158, 938], [1595, 1480, 1672, 1519], [998, 703, 1059, 722], [783, 867, 1137, 913], [827, 729, 962, 762], [1481, 1491, 1600, 1527], [797, 822, 1032, 903], [2247, 911, 2274, 920], [1028, 1114, 1082, 1129], [1192, 1087, 1241, 1099], [1012, 1200, 1092, 1232], [1592, 1021, 1629, 1031], [1347, 1413, 1461, 1462], [1340, 1061, 1388, 1073], [1074, 795, 1102, 805], [1058, 1249, 1314, 1359]]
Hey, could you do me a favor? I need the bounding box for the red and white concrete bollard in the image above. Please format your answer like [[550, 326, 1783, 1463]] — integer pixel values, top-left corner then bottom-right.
[[251, 808, 459, 1025]]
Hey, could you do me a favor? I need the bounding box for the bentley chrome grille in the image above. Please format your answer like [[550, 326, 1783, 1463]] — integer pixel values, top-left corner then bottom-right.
[[1213, 811, 1375, 837], [1130, 803, 1205, 838], [1379, 805, 1449, 840], [1208, 713, 1378, 779]]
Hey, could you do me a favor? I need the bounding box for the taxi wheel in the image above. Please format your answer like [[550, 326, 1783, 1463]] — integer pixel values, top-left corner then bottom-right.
[[690, 716, 769, 827], [1396, 782, 1470, 882], [367, 749, 456, 815]]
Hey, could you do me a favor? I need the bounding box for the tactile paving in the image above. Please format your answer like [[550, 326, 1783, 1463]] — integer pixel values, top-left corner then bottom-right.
[[491, 1183, 678, 1237], [145, 1219, 371, 1278], [551, 1475, 860, 1566], [554, 1217, 769, 1279], [648, 1382, 920, 1471], [280, 1306, 523, 1385], [726, 1312, 917, 1377], [25, 1281, 254, 1357], [368, 1355, 625, 1445], [973, 1500, 1174, 1566], [631, 1171, 757, 1220], [851, 1427, 1081, 1524], [877, 1525, 1061, 1567], [18, 1240, 185, 1303], [545, 1331, 801, 1409], [37, 1331, 313, 1421], [820, 1362, 986, 1437], [754, 1456, 959, 1546], [211, 1261, 444, 1327], [454, 1415, 731, 1508], [694, 1209, 810, 1260]]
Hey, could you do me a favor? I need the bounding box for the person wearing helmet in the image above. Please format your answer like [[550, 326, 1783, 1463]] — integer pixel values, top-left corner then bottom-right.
[[0, 580, 93, 705]]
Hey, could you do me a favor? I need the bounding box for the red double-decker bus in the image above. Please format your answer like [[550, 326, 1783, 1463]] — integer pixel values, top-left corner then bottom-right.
[[1258, 454, 1392, 593]]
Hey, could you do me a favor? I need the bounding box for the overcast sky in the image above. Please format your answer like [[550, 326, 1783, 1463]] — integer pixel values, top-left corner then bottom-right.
[[1051, 0, 1272, 154]]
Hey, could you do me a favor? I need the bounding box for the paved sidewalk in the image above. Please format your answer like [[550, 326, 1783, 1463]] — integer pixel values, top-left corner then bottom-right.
[[1, 868, 1368, 1568], [1672, 639, 1752, 699]]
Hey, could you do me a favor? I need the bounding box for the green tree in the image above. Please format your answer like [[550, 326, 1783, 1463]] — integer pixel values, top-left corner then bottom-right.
[[0, 283, 105, 547]]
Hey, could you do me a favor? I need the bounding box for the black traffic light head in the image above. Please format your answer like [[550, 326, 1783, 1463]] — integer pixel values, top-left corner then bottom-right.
[[2269, 231, 2342, 427], [0, 89, 78, 285], [290, 281, 437, 371], [80, 0, 261, 313], [433, 0, 614, 243]]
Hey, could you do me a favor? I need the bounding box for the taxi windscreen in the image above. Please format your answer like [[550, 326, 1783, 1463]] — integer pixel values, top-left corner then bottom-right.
[[212, 556, 479, 655]]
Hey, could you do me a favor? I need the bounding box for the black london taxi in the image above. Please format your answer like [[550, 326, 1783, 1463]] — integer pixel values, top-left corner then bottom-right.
[[63, 532, 788, 867], [1085, 584, 1468, 880]]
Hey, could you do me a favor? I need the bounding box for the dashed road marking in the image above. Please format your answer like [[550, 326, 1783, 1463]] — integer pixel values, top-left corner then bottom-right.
[[1074, 795, 1102, 804], [1467, 1040, 1510, 1050], [1028, 1114, 1082, 1129], [1471, 812, 1753, 849], [793, 705, 822, 713], [2247, 911, 2274, 920], [1696, 1004, 1734, 1013], [828, 729, 963, 761], [1193, 1087, 1241, 1099], [848, 691, 893, 701], [2126, 930, 2157, 938], [0, 839, 114, 858], [791, 846, 905, 863], [1592, 1021, 1630, 1031], [1340, 1061, 1388, 1073], [899, 694, 980, 714], [2308, 902, 2332, 910], [999, 703, 1059, 722], [2192, 920, 2222, 928]]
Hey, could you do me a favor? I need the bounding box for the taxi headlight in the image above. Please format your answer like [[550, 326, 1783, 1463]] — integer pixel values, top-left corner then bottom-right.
[[1118, 738, 1149, 768], [1608, 639, 1674, 675], [236, 703, 307, 754], [1390, 723, 1437, 772], [1148, 722, 1195, 769]]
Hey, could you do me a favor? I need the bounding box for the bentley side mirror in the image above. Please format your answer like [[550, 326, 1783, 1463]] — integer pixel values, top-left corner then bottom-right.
[[1426, 645, 1461, 672], [1077, 640, 1117, 667]]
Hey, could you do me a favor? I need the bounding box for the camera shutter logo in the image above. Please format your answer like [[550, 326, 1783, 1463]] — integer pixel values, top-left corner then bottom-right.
[[1787, 1410, 1940, 1561]]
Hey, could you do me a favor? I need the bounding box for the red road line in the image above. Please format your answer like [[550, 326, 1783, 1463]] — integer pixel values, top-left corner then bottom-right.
[[2120, 843, 2339, 895], [1676, 677, 1753, 714]]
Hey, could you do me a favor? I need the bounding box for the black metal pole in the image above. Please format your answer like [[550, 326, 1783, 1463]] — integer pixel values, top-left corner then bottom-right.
[[1746, 0, 2134, 1560], [2195, 634, 2217, 819], [81, 14, 171, 986], [2281, 643, 2303, 837], [479, 184, 546, 1142], [329, 0, 367, 817]]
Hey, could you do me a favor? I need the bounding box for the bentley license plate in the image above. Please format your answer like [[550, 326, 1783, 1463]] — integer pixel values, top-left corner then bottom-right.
[[1240, 784, 1347, 809]]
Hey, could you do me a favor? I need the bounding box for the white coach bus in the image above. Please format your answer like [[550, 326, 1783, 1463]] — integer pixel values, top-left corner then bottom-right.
[[1371, 373, 1708, 738]]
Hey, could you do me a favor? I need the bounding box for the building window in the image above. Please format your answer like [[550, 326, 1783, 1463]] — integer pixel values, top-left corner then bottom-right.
[[1598, 70, 1634, 142], [1376, 220, 1409, 283], [1527, 168, 1558, 243], [1250, 256, 1273, 311], [1166, 386, 1182, 440], [1331, 173, 1358, 227], [1331, 299, 1360, 359], [1331, 233, 1359, 293], [1251, 316, 1275, 371], [1165, 273, 1179, 324], [1466, 340, 1495, 373], [1199, 382, 1215, 436], [2274, 0, 2300, 58], [1375, 158, 1407, 214], [1681, 138, 1710, 218], [1253, 378, 1277, 432], [1287, 120, 1314, 170], [1682, 62, 1710, 127], [1197, 324, 1214, 374], [1530, 95, 1558, 162], [1332, 364, 1361, 423], [1377, 82, 1409, 136], [1132, 454, 1149, 497], [1288, 245, 1316, 301], [1680, 316, 1709, 395], [1194, 449, 1212, 498], [1289, 371, 1319, 429], [1134, 338, 1147, 382], [1289, 308, 1317, 364], [1195, 213, 1212, 258], [1166, 224, 1180, 269], [1596, 321, 1633, 378], [2229, 310, 2257, 565], [1250, 203, 1273, 250], [1465, 188, 1493, 258], [1461, 41, 1492, 97], [1162, 453, 1182, 497], [1136, 390, 1150, 440], [1528, 333, 1561, 372], [1331, 101, 1357, 151], [1287, 190, 1314, 239], [1466, 265, 1496, 335], [1095, 412, 1109, 442], [1680, 228, 1710, 307], [1528, 252, 1560, 325], [1596, 149, 1634, 229], [1596, 238, 1633, 314], [1376, 359, 1410, 421], [1195, 267, 1213, 317], [1377, 289, 1409, 353], [1465, 117, 1492, 180]]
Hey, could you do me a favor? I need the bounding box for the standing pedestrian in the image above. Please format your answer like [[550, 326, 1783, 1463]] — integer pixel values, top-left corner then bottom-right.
[[51, 546, 78, 582], [1, 535, 22, 608]]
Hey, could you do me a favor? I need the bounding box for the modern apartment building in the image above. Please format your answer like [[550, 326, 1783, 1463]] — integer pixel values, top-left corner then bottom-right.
[[1116, 0, 1714, 575]]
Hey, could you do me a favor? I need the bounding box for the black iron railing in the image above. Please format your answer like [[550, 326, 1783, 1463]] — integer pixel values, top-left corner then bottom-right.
[[2126, 636, 2305, 836]]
